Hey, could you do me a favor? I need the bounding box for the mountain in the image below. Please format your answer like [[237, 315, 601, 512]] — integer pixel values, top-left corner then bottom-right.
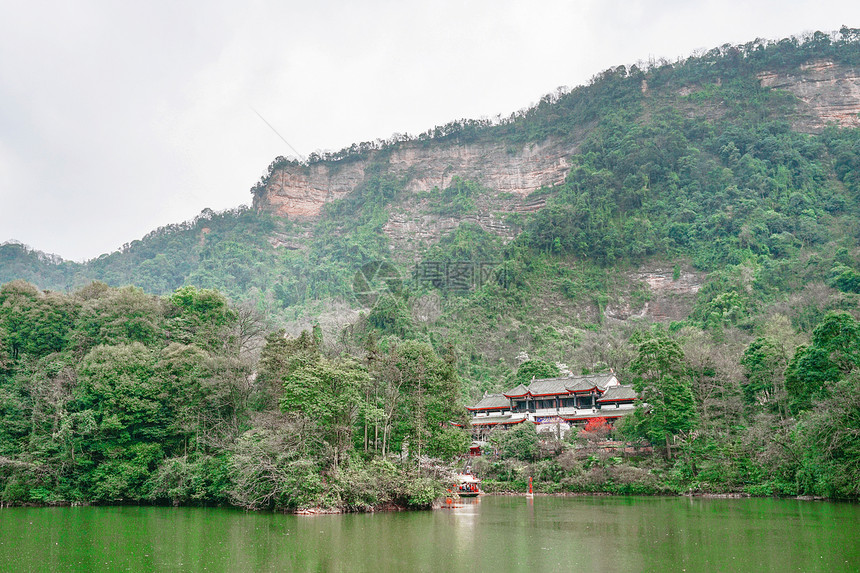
[[253, 58, 860, 222], [3, 29, 860, 502], [3, 29, 860, 387]]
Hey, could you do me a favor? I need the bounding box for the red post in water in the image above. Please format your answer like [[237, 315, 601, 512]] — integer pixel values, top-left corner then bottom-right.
[[528, 476, 533, 495]]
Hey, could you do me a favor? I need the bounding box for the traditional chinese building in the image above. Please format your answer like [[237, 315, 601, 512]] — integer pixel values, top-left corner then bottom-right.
[[465, 373, 636, 439]]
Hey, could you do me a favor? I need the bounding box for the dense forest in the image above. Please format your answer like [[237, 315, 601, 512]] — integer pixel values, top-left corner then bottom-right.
[[0, 281, 467, 510], [2, 29, 860, 505]]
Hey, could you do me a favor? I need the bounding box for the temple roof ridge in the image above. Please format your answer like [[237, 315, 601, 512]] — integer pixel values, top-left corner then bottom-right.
[[501, 372, 618, 397], [504, 384, 530, 398]]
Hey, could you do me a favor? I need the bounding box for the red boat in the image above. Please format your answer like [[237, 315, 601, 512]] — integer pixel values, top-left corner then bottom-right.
[[455, 474, 481, 497]]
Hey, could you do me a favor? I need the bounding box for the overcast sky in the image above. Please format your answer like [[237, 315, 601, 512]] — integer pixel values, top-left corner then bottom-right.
[[0, 1, 857, 261]]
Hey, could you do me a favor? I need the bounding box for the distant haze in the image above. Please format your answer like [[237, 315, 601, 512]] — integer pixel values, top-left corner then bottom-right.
[[0, 0, 856, 261]]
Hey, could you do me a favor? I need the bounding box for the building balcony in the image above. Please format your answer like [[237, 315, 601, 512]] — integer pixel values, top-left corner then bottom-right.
[[529, 404, 635, 419], [532, 406, 597, 417]]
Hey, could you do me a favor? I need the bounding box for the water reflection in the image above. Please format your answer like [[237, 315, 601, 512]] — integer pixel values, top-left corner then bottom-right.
[[451, 497, 480, 556], [0, 497, 858, 572]]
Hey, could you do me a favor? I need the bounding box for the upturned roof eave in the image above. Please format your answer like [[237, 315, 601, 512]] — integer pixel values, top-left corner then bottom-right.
[[470, 418, 526, 426], [567, 385, 605, 394], [503, 383, 530, 398]]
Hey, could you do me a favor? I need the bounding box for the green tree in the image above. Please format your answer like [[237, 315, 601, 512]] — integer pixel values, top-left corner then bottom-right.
[[628, 329, 697, 459], [370, 340, 465, 464], [157, 343, 218, 453], [741, 337, 789, 414], [257, 329, 320, 407], [515, 359, 561, 385], [366, 295, 413, 338], [0, 325, 10, 373], [166, 286, 237, 352], [72, 343, 171, 500], [829, 264, 860, 293], [71, 284, 165, 352], [489, 422, 539, 461], [793, 373, 860, 498], [280, 356, 369, 471], [0, 281, 78, 360], [785, 311, 860, 414], [426, 426, 469, 460]]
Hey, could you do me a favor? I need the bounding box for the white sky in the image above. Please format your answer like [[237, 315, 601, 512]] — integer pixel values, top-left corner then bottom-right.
[[0, 0, 857, 261]]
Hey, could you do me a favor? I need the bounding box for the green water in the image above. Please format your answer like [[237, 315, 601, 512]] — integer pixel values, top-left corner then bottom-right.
[[1, 496, 857, 572]]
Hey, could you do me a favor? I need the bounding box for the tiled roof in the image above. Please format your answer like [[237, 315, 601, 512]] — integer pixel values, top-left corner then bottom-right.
[[467, 393, 511, 411], [567, 373, 617, 391], [503, 373, 619, 398], [582, 373, 618, 387], [597, 385, 637, 403], [527, 377, 572, 396], [566, 379, 606, 393], [503, 384, 530, 398]]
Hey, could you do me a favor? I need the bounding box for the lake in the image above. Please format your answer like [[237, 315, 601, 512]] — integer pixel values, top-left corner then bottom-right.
[[1, 495, 857, 572]]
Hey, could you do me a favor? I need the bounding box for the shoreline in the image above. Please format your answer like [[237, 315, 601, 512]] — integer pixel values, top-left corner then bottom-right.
[[0, 498, 422, 514], [479, 490, 838, 501], [1, 491, 842, 512]]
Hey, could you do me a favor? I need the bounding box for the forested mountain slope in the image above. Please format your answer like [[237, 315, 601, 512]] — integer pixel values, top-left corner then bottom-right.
[[2, 29, 860, 502], [4, 30, 859, 382]]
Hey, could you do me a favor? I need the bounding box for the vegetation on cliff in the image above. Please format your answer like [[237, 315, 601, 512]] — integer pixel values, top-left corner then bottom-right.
[[2, 30, 860, 502]]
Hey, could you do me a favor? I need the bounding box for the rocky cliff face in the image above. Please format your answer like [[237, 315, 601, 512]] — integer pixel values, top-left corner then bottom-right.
[[605, 267, 703, 323], [253, 138, 577, 220], [758, 61, 860, 132], [256, 62, 860, 226]]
